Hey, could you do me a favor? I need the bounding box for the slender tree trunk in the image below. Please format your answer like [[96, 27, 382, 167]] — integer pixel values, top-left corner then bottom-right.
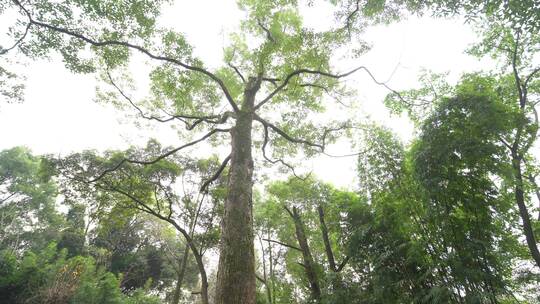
[[192, 251, 209, 304], [171, 246, 190, 304], [258, 235, 272, 304], [525, 174, 540, 221], [317, 205, 336, 272], [288, 206, 321, 302], [317, 205, 347, 292], [512, 155, 540, 269], [164, 219, 209, 304], [215, 77, 260, 304]]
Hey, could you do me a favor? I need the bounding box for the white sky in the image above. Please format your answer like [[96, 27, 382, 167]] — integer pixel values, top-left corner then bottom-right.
[[0, 0, 493, 189]]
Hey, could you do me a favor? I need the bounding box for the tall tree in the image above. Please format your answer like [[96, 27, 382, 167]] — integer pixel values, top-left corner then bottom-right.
[[412, 77, 517, 302], [0, 147, 60, 253], [386, 14, 540, 271], [469, 20, 540, 270], [257, 177, 358, 303], [354, 120, 519, 302], [57, 143, 226, 304]]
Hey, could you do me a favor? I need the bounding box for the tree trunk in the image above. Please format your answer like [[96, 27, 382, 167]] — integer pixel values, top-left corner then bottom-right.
[[525, 174, 540, 221], [171, 246, 190, 304], [258, 236, 272, 304], [268, 236, 276, 304], [193, 251, 209, 304], [317, 205, 336, 272], [167, 221, 209, 304], [512, 156, 540, 269], [317, 205, 347, 291], [288, 206, 321, 302], [215, 77, 260, 304]]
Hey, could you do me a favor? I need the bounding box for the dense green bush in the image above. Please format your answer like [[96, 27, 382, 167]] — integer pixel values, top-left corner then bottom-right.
[[0, 243, 160, 304]]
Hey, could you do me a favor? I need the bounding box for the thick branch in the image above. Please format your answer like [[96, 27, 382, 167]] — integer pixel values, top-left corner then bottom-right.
[[336, 256, 350, 272], [512, 31, 525, 109], [342, 0, 360, 35], [255, 115, 324, 150], [525, 174, 540, 221], [200, 154, 231, 193], [317, 205, 337, 272], [255, 66, 396, 110], [257, 19, 276, 43], [106, 71, 227, 129]]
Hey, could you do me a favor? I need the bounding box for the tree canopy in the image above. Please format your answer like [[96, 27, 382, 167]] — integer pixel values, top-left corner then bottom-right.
[[1, 0, 540, 303]]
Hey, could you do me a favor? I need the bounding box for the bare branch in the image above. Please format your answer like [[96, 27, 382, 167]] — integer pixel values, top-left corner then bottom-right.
[[257, 114, 362, 160], [0, 192, 17, 205], [283, 205, 294, 218], [256, 274, 267, 284], [106, 71, 230, 130], [255, 65, 402, 110], [227, 62, 246, 83], [260, 123, 311, 180], [255, 115, 324, 150], [263, 238, 302, 252], [256, 66, 361, 110], [0, 22, 31, 55], [498, 136, 513, 150], [88, 128, 230, 183], [298, 82, 331, 92], [257, 19, 276, 43], [525, 67, 540, 86]]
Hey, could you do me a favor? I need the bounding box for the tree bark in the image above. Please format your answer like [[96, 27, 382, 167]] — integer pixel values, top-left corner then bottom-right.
[[317, 205, 336, 272], [317, 205, 348, 292], [168, 220, 209, 304], [215, 77, 261, 304], [525, 174, 540, 221], [287, 206, 322, 302], [171, 246, 190, 304], [512, 156, 540, 269]]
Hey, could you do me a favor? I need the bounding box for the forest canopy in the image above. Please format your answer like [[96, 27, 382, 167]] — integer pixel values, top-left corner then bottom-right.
[[1, 0, 540, 303]]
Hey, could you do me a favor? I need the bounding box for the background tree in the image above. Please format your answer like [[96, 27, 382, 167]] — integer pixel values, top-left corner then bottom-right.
[[256, 177, 361, 303], [56, 141, 228, 304], [0, 148, 165, 304], [0, 147, 60, 253]]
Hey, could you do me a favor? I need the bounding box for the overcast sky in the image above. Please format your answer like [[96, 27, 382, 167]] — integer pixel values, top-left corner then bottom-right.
[[0, 0, 492, 189]]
